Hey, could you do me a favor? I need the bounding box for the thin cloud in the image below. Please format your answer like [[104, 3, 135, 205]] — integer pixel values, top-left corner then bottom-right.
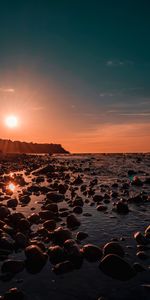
[[106, 60, 134, 67], [106, 60, 124, 66], [0, 88, 15, 93], [99, 93, 114, 97], [119, 113, 150, 116]]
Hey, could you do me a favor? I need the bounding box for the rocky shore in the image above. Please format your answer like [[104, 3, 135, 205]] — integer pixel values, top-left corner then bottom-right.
[[0, 153, 150, 300]]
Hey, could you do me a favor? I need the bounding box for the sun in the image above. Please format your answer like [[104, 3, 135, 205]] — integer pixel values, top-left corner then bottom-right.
[[5, 115, 18, 128]]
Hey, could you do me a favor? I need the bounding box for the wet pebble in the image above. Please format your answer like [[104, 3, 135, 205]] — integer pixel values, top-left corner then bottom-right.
[[81, 244, 102, 262], [67, 214, 80, 229], [99, 254, 136, 281], [103, 242, 125, 258]]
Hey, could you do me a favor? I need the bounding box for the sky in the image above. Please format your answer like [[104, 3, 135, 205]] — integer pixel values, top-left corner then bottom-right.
[[0, 0, 150, 153]]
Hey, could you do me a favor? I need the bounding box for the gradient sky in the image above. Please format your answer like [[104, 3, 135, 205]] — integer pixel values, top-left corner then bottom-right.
[[0, 0, 150, 153]]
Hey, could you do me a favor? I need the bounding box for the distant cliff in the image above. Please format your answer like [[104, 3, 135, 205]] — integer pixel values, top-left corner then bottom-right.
[[0, 139, 69, 154]]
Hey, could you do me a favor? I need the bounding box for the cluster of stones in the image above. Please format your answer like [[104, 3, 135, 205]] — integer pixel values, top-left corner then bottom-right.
[[0, 155, 149, 299]]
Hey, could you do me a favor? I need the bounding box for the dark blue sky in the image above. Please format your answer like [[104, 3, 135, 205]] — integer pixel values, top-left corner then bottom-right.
[[0, 0, 150, 152]]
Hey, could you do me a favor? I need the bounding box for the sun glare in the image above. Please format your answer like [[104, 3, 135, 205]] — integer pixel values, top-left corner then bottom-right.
[[8, 183, 16, 192], [5, 115, 18, 128]]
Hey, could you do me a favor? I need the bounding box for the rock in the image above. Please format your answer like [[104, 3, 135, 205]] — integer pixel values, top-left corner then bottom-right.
[[19, 195, 31, 205], [33, 165, 55, 175], [39, 210, 56, 220], [0, 206, 10, 219], [145, 225, 150, 238], [131, 176, 143, 186], [144, 177, 150, 184], [82, 244, 102, 262], [93, 195, 103, 202], [25, 245, 47, 273], [3, 287, 24, 300], [28, 213, 40, 224], [73, 206, 83, 214], [1, 260, 24, 274], [3, 225, 14, 236], [73, 197, 84, 207], [73, 176, 83, 185], [99, 254, 136, 281], [137, 244, 150, 251], [0, 220, 5, 229], [64, 239, 83, 267], [53, 227, 72, 244], [7, 199, 18, 208], [17, 218, 30, 232], [58, 184, 67, 194], [136, 251, 148, 260], [15, 232, 27, 248], [46, 192, 64, 202], [83, 213, 92, 217], [44, 203, 58, 213], [0, 237, 14, 252], [43, 220, 56, 231], [59, 211, 69, 217], [133, 262, 145, 272], [48, 245, 66, 264], [97, 205, 107, 212], [29, 241, 46, 252], [128, 170, 137, 176], [9, 212, 25, 228], [103, 242, 124, 258], [67, 214, 80, 229], [116, 200, 129, 214], [76, 231, 88, 241], [80, 185, 87, 192], [52, 260, 74, 274], [134, 232, 148, 245]]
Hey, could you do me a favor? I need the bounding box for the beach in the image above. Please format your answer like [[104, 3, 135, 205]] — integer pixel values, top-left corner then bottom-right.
[[0, 153, 150, 299]]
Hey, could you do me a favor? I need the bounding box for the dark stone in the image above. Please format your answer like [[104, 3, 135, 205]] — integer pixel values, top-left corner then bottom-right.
[[43, 220, 56, 231], [73, 206, 83, 214], [53, 227, 72, 244], [136, 251, 148, 260], [133, 262, 145, 272], [82, 244, 102, 262], [46, 192, 64, 202], [103, 242, 124, 258], [64, 239, 83, 267], [1, 260, 24, 274], [97, 205, 107, 212], [76, 231, 88, 241], [134, 232, 148, 245], [17, 218, 30, 232], [145, 225, 150, 238], [3, 287, 24, 300], [7, 199, 18, 208], [72, 176, 83, 185], [15, 232, 27, 248], [73, 197, 84, 207], [28, 213, 40, 224], [0, 206, 10, 219], [67, 214, 80, 229], [99, 254, 136, 281], [48, 245, 66, 264], [52, 260, 74, 274], [93, 195, 103, 202], [25, 245, 47, 273], [116, 200, 129, 214]]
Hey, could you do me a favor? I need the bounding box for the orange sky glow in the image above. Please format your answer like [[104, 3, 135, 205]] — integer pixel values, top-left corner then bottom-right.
[[0, 71, 150, 153]]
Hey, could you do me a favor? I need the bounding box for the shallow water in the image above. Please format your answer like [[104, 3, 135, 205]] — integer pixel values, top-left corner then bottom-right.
[[0, 153, 150, 300]]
